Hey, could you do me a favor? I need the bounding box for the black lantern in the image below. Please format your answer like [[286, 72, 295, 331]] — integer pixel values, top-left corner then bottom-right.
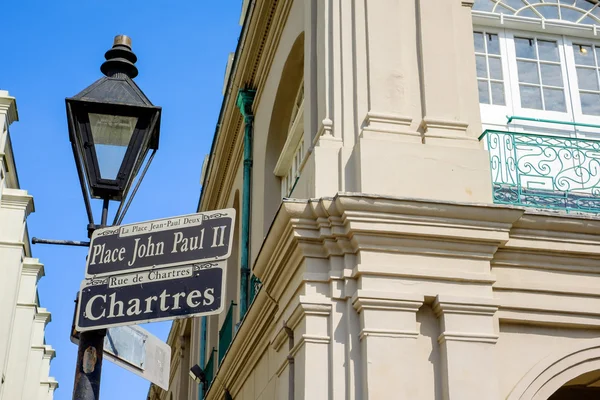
[[66, 35, 161, 203]]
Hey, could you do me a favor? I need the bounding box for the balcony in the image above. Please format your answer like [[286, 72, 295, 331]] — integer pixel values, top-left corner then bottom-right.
[[479, 122, 600, 214]]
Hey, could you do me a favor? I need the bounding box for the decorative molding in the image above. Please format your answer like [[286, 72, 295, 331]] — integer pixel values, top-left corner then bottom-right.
[[360, 111, 419, 139], [1, 188, 34, 214], [43, 345, 56, 360], [0, 91, 18, 125], [507, 339, 600, 400], [421, 117, 469, 133], [359, 329, 419, 340], [22, 257, 45, 281], [34, 308, 52, 325], [272, 301, 331, 351], [254, 193, 523, 290], [352, 291, 423, 314], [433, 295, 498, 317], [438, 332, 499, 344], [0, 239, 26, 249]]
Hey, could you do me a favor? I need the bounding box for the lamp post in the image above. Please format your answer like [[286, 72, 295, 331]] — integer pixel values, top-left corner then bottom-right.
[[65, 35, 161, 400]]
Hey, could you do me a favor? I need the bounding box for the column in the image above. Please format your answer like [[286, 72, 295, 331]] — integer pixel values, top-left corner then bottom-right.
[[433, 295, 500, 400], [352, 291, 424, 399]]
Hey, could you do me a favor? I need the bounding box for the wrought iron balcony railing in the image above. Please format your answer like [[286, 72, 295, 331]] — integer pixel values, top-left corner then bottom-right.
[[479, 129, 600, 213], [249, 274, 262, 305], [218, 301, 237, 364]]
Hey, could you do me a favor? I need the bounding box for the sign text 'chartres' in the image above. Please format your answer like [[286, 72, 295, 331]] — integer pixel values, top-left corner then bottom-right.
[[76, 262, 225, 331]]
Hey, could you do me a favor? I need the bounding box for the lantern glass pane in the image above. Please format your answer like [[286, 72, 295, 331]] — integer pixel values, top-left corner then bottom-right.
[[89, 113, 138, 180]]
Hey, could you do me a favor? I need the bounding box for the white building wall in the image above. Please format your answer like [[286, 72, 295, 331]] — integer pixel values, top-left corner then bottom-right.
[[153, 1, 600, 399], [0, 90, 57, 400]]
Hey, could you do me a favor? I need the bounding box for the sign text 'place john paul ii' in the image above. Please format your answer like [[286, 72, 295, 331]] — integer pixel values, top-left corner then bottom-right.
[[85, 210, 235, 277], [76, 262, 225, 331]]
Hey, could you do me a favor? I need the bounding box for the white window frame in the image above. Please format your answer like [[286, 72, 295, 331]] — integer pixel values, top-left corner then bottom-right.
[[505, 29, 575, 122], [475, 24, 600, 136], [274, 82, 305, 198], [475, 28, 516, 127]]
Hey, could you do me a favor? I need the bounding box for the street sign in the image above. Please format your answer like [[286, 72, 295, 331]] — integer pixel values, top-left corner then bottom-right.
[[85, 209, 235, 278], [104, 325, 171, 390], [76, 262, 225, 331], [71, 324, 171, 390]]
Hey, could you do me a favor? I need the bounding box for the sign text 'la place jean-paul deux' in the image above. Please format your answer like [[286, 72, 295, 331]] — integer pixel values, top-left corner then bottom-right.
[[76, 209, 235, 331]]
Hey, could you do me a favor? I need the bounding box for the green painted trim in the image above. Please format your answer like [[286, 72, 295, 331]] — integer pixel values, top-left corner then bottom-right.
[[506, 115, 600, 130], [479, 129, 600, 214], [236, 89, 256, 320], [198, 316, 207, 400]]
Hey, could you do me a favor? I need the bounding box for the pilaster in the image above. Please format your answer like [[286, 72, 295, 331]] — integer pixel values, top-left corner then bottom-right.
[[417, 0, 481, 145], [433, 295, 500, 400], [274, 300, 331, 400], [352, 290, 424, 400], [356, 0, 421, 140]]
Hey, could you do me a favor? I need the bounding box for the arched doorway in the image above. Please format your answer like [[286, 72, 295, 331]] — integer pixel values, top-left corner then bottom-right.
[[507, 339, 600, 399], [548, 370, 600, 399]]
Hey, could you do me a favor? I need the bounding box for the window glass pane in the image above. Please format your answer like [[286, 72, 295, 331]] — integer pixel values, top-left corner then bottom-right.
[[537, 40, 560, 62], [538, 5, 560, 20], [473, 32, 485, 53], [581, 92, 600, 115], [517, 61, 540, 83], [476, 55, 488, 78], [478, 80, 490, 104], [473, 0, 495, 11], [520, 85, 543, 109], [517, 8, 538, 18], [580, 16, 598, 25], [489, 57, 503, 79], [574, 44, 594, 65], [515, 37, 536, 59], [540, 63, 563, 86], [487, 34, 501, 55], [543, 88, 566, 112], [560, 7, 585, 22], [575, 0, 595, 12], [595, 46, 600, 66], [576, 67, 599, 91], [491, 82, 506, 105], [504, 0, 525, 11]]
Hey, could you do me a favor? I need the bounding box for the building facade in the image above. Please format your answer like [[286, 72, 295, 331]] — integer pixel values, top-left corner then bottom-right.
[[149, 0, 600, 399], [0, 90, 57, 400]]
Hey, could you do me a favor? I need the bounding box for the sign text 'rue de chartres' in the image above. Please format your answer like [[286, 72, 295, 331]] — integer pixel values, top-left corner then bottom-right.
[[76, 209, 235, 332]]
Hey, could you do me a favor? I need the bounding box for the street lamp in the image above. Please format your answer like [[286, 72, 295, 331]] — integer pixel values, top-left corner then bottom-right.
[[66, 34, 161, 234], [65, 35, 161, 400]]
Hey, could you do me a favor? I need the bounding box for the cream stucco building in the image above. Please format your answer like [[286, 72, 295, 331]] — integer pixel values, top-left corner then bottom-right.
[[149, 1, 600, 399], [0, 91, 57, 400]]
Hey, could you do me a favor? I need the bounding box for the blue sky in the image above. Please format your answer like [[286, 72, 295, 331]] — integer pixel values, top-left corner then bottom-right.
[[1, 1, 242, 398]]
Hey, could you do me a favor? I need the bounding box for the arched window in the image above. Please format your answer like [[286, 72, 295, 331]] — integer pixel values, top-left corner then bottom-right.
[[473, 0, 600, 128], [274, 80, 304, 198], [474, 0, 600, 24], [263, 32, 304, 233]]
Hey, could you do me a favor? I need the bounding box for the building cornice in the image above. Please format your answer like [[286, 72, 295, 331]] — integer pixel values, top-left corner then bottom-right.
[[34, 308, 51, 325], [22, 257, 45, 281], [0, 91, 18, 125], [1, 188, 34, 214], [253, 193, 524, 294], [200, 0, 294, 211]]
